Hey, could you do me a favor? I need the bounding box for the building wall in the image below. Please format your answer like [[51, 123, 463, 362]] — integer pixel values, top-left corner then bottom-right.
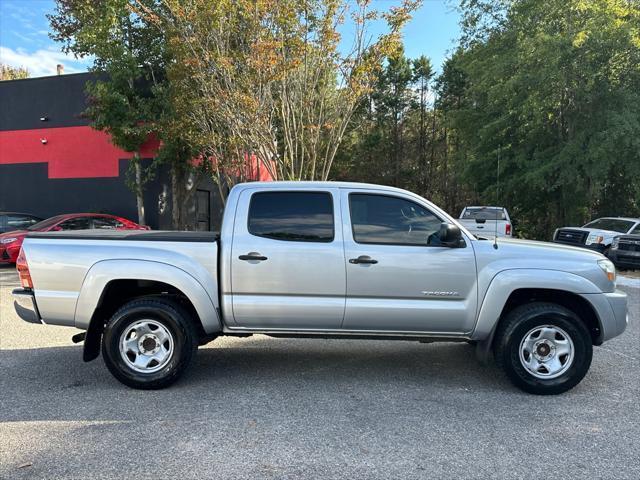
[[0, 72, 227, 230]]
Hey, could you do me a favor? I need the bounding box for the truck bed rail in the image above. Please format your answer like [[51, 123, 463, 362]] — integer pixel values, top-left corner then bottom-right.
[[26, 230, 220, 242]]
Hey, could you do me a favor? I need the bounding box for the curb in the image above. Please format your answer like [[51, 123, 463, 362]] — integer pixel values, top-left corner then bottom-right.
[[617, 275, 640, 289]]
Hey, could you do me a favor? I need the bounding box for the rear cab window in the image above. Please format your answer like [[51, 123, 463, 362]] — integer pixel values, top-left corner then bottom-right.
[[461, 207, 507, 221], [248, 191, 334, 242]]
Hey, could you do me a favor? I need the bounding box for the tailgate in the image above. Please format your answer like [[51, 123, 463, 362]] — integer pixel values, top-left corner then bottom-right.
[[460, 219, 508, 237]]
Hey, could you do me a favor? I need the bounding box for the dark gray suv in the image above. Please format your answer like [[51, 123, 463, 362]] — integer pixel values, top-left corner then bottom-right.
[[609, 233, 640, 270]]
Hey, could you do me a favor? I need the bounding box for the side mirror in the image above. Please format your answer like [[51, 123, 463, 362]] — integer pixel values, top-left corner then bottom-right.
[[439, 223, 465, 247]]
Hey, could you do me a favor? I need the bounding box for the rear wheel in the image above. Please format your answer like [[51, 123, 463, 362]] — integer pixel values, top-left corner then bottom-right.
[[493, 302, 592, 395], [102, 297, 198, 389]]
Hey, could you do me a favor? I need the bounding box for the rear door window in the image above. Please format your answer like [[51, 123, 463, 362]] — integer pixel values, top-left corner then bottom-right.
[[248, 191, 334, 242]]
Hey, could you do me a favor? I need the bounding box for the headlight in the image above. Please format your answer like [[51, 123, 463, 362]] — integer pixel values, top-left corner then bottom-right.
[[586, 233, 604, 245], [0, 237, 17, 244], [597, 259, 616, 284], [611, 237, 619, 249]]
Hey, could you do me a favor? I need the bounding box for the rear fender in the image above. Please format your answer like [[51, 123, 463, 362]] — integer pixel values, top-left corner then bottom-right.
[[75, 259, 221, 334]]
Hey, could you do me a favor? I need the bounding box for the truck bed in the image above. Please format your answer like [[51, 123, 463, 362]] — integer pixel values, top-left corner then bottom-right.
[[21, 230, 221, 331]]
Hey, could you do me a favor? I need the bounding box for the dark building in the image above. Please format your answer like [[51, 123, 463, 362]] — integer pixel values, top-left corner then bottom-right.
[[0, 72, 257, 230]]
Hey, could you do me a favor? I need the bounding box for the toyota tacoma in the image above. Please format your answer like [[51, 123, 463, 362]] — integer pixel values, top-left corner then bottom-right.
[[13, 182, 628, 394]]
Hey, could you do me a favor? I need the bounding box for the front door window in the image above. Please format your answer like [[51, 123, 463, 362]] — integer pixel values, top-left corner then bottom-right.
[[349, 193, 442, 246]]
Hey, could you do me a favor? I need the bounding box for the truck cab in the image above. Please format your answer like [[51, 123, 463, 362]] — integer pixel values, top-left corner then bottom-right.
[[221, 184, 477, 334]]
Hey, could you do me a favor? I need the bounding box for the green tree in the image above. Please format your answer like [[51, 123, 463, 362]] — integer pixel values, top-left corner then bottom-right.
[[0, 64, 29, 80], [147, 0, 420, 194], [433, 52, 472, 213], [375, 52, 414, 186], [49, 0, 202, 228], [450, 0, 640, 238], [412, 55, 433, 195]]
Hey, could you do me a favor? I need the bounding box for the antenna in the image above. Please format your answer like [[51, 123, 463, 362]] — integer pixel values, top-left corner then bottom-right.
[[493, 145, 500, 250]]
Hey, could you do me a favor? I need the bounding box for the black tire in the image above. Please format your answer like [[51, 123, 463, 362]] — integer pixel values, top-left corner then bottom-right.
[[493, 302, 592, 395], [101, 296, 198, 389]]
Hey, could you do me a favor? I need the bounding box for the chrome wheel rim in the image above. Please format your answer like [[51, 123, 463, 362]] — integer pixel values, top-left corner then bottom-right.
[[119, 320, 174, 373], [519, 325, 574, 379]]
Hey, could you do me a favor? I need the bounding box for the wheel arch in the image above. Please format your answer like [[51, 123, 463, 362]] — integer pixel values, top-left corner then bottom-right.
[[76, 260, 221, 362], [494, 289, 601, 345], [473, 269, 604, 362]]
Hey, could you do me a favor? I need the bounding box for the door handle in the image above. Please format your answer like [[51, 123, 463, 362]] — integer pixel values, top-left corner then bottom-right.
[[349, 255, 378, 264], [239, 252, 268, 261]]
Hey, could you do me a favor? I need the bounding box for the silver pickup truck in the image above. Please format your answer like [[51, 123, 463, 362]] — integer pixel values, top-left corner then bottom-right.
[[13, 182, 628, 394]]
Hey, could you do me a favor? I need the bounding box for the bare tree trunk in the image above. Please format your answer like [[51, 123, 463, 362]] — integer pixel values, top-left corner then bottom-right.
[[419, 79, 427, 195], [442, 113, 449, 211], [171, 162, 204, 230], [393, 109, 400, 187], [171, 164, 183, 230], [429, 102, 437, 194], [134, 154, 146, 226]]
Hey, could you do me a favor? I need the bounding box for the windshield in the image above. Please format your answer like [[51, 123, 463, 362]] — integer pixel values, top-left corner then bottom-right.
[[461, 207, 506, 221], [583, 218, 635, 233], [27, 215, 66, 231]]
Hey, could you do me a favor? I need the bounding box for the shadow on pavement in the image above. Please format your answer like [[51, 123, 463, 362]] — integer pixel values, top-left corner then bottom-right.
[[0, 338, 512, 423]]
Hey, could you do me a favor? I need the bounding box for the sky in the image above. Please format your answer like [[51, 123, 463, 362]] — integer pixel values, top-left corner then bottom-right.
[[0, 0, 461, 78]]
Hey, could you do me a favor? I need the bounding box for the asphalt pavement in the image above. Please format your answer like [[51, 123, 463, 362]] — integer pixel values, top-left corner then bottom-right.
[[1, 264, 638, 479]]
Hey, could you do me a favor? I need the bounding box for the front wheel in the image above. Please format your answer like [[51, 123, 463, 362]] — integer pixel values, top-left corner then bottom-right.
[[493, 302, 593, 395], [102, 297, 198, 389]]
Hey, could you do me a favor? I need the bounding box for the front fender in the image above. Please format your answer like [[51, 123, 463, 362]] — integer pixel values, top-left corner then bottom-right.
[[74, 259, 221, 334], [471, 268, 601, 341]]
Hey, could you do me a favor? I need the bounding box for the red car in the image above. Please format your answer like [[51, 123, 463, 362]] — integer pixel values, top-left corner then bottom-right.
[[0, 213, 148, 264]]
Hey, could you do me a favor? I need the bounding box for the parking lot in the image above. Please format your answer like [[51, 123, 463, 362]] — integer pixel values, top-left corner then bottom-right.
[[0, 264, 638, 479]]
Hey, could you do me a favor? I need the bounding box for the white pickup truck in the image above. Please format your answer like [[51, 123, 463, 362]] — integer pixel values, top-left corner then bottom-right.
[[459, 206, 512, 238], [13, 182, 628, 394], [553, 217, 640, 255]]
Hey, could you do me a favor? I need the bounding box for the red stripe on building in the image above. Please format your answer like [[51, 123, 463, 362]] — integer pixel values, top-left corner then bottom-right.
[[0, 126, 159, 179]]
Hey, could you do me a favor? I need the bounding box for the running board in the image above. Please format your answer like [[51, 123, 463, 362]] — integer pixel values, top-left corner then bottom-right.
[[222, 328, 470, 342]]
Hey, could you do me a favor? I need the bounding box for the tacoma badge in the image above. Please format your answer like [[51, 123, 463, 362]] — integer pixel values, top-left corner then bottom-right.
[[421, 291, 460, 297]]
